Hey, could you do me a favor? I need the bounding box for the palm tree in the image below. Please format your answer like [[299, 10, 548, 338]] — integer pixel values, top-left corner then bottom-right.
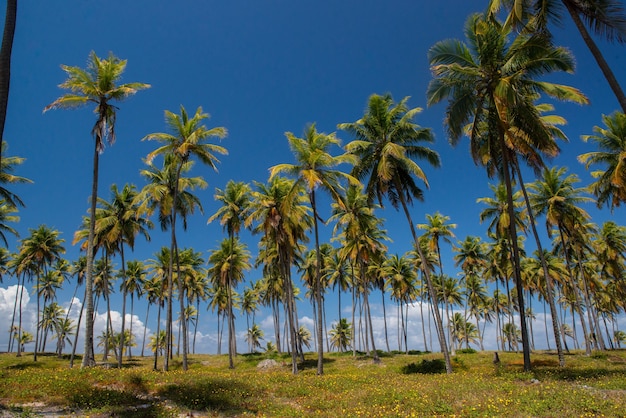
[[135, 156, 206, 368], [329, 318, 352, 352], [97, 183, 152, 367], [207, 237, 251, 365], [0, 0, 17, 165], [529, 166, 595, 353], [270, 123, 357, 375], [0, 201, 18, 246], [208, 180, 251, 368], [246, 176, 311, 374], [579, 111, 626, 210], [120, 259, 146, 360], [338, 93, 448, 371], [18, 225, 65, 361], [0, 141, 32, 211], [427, 13, 587, 370], [418, 212, 456, 289], [488, 0, 626, 112], [246, 324, 264, 352], [44, 52, 149, 367], [142, 105, 226, 371]]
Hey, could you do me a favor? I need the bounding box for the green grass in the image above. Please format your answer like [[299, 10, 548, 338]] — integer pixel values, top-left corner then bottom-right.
[[1, 350, 625, 417]]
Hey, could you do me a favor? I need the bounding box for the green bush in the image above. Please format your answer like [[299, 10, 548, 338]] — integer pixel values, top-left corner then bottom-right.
[[401, 358, 446, 374]]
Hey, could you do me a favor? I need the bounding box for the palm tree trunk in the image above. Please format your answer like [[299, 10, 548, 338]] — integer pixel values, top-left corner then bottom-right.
[[34, 268, 41, 362], [309, 190, 325, 375], [515, 162, 565, 366], [141, 302, 150, 357], [0, 0, 17, 167], [82, 142, 99, 368], [70, 286, 87, 367], [563, 1, 626, 112], [153, 303, 161, 370], [380, 289, 390, 353], [396, 185, 452, 373], [498, 141, 531, 371], [7, 272, 22, 353], [558, 226, 592, 355], [118, 245, 127, 368]]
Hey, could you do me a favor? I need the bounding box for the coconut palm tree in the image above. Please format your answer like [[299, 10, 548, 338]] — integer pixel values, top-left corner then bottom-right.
[[418, 212, 456, 283], [142, 105, 226, 371], [329, 318, 352, 352], [579, 111, 626, 210], [0, 142, 32, 212], [427, 13, 587, 370], [338, 93, 448, 371], [0, 0, 17, 165], [135, 155, 206, 370], [96, 183, 152, 367], [246, 176, 311, 373], [270, 123, 357, 375], [44, 52, 149, 367], [528, 166, 595, 353], [246, 324, 264, 352], [208, 180, 251, 368], [18, 225, 65, 361], [207, 237, 251, 365], [488, 0, 626, 112], [120, 259, 146, 359]]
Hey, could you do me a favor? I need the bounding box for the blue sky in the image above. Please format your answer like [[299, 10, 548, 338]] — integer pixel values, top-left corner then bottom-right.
[[0, 1, 624, 354]]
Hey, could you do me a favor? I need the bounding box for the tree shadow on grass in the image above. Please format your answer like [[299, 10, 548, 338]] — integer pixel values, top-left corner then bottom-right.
[[157, 378, 256, 416], [298, 357, 337, 370]]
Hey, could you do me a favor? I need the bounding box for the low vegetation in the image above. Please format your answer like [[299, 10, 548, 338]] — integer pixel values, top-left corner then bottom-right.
[[1, 350, 625, 417]]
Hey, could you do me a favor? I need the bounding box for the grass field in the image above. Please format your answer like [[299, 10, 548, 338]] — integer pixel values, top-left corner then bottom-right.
[[1, 349, 625, 417]]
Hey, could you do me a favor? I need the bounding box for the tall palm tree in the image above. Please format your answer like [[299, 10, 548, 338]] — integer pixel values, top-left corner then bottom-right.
[[488, 0, 626, 112], [135, 155, 206, 368], [207, 238, 251, 357], [579, 111, 626, 210], [18, 225, 65, 361], [120, 259, 146, 360], [270, 123, 357, 375], [427, 13, 587, 371], [0, 0, 17, 165], [246, 176, 311, 373], [208, 180, 251, 368], [418, 212, 457, 280], [143, 105, 226, 371], [96, 183, 152, 367], [44, 52, 149, 367], [338, 93, 448, 371], [529, 166, 596, 353]]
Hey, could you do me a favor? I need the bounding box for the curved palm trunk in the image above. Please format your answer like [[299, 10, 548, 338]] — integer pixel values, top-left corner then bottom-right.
[[516, 164, 565, 366], [70, 286, 87, 367], [174, 235, 189, 370], [141, 301, 150, 357], [7, 272, 22, 353], [82, 142, 99, 368], [0, 0, 17, 166], [396, 185, 452, 373], [128, 294, 135, 359], [563, 1, 626, 112], [227, 234, 236, 369], [558, 226, 592, 355], [498, 139, 531, 371], [309, 190, 325, 375]]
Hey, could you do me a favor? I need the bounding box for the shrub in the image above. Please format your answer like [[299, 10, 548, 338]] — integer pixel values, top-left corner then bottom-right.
[[401, 358, 446, 374]]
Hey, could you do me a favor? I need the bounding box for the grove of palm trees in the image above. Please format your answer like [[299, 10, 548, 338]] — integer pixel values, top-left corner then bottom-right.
[[0, 2, 625, 412]]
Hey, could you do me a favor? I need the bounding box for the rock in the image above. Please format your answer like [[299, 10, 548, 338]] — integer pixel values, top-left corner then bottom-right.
[[257, 359, 280, 369]]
